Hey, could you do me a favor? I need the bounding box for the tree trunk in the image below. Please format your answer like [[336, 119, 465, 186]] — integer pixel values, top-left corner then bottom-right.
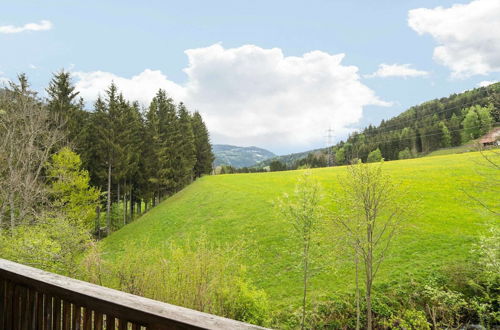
[[355, 249, 360, 330], [0, 200, 6, 229], [106, 161, 112, 234], [137, 200, 141, 215], [301, 240, 310, 330], [117, 183, 120, 204], [95, 206, 101, 239], [9, 191, 15, 233], [366, 224, 373, 330], [130, 191, 134, 222], [123, 186, 127, 226]]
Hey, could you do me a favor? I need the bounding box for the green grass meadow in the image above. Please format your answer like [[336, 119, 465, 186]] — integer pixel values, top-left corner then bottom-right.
[[101, 151, 498, 309]]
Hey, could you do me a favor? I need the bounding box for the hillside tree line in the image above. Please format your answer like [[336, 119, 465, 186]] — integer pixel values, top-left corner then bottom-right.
[[0, 71, 214, 238]]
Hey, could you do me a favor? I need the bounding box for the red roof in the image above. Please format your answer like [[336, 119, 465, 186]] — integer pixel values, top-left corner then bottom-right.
[[479, 127, 500, 143]]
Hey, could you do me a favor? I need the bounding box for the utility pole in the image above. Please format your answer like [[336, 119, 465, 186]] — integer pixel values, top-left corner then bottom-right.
[[325, 128, 334, 167]]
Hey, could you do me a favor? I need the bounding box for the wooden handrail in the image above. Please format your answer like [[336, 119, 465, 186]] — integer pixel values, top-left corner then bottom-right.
[[0, 258, 268, 330]]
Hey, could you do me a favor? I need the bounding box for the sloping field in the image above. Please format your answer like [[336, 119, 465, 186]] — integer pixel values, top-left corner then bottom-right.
[[101, 152, 497, 308]]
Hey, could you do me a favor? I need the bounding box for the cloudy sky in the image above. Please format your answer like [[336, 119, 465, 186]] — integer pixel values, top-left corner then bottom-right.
[[1, 0, 499, 154]]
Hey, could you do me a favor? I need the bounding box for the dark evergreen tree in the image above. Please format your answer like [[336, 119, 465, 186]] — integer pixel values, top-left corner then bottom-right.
[[46, 70, 84, 143], [176, 103, 197, 187], [192, 111, 214, 177]]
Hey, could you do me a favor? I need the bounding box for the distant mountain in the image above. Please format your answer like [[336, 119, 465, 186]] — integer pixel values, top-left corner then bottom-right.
[[213, 144, 276, 168], [255, 148, 326, 168]]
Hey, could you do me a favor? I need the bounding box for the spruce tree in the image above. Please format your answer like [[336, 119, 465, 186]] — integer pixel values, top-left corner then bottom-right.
[[176, 103, 197, 187], [46, 70, 83, 143], [191, 111, 214, 177]]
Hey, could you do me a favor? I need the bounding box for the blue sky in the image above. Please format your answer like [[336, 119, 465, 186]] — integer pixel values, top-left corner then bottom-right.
[[1, 0, 499, 154]]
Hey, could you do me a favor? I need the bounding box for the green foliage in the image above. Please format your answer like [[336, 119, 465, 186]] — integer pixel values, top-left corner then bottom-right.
[[335, 147, 345, 165], [398, 147, 412, 160], [383, 309, 430, 329], [269, 160, 287, 171], [84, 236, 270, 326], [192, 111, 214, 178], [0, 217, 91, 276], [439, 121, 451, 147], [277, 172, 323, 328], [100, 152, 497, 319], [46, 69, 83, 142], [367, 148, 383, 163], [462, 104, 494, 142], [47, 147, 101, 230], [421, 284, 469, 328]]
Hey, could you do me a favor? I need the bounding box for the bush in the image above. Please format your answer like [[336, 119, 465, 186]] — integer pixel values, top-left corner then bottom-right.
[[82, 235, 270, 326], [398, 148, 412, 160], [384, 309, 430, 330], [0, 217, 91, 276], [367, 148, 383, 163]]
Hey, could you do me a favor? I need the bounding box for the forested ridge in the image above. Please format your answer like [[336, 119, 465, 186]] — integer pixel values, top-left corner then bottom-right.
[[334, 82, 499, 164], [252, 82, 500, 172]]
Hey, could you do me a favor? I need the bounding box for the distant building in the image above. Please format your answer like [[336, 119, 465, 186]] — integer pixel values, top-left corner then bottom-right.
[[479, 127, 500, 147]]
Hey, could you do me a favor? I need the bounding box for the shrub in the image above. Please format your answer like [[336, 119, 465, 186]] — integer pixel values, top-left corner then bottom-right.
[[398, 148, 412, 160], [82, 235, 270, 326], [367, 148, 383, 163], [384, 309, 430, 330]]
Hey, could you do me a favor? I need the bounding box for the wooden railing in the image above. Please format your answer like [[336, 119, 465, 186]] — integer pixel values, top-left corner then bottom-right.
[[0, 259, 267, 330]]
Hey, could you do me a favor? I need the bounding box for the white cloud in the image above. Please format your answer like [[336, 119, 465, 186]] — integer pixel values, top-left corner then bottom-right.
[[408, 0, 500, 78], [365, 63, 429, 78], [29, 64, 37, 69], [0, 20, 53, 34], [478, 80, 497, 87], [74, 44, 390, 152], [74, 69, 186, 105], [0, 77, 10, 86]]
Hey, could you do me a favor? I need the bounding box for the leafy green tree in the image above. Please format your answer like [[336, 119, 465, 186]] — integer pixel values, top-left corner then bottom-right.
[[462, 105, 492, 141], [47, 147, 101, 230], [277, 172, 322, 329], [331, 162, 410, 330], [398, 148, 412, 160], [439, 121, 451, 148], [367, 148, 383, 163], [335, 147, 345, 165], [476, 104, 493, 136], [449, 114, 462, 146]]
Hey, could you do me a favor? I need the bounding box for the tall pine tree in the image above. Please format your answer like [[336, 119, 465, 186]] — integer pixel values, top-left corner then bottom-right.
[[191, 111, 214, 177]]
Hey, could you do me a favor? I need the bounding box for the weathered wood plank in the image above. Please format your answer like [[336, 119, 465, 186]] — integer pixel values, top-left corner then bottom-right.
[[94, 311, 103, 330], [5, 281, 14, 329], [0, 279, 5, 328], [0, 259, 267, 330], [53, 297, 62, 330], [13, 284, 21, 330], [63, 300, 71, 330], [83, 307, 92, 330], [45, 295, 53, 330], [118, 318, 126, 330], [74, 305, 82, 330], [28, 287, 36, 330], [36, 292, 44, 330], [106, 314, 115, 330]]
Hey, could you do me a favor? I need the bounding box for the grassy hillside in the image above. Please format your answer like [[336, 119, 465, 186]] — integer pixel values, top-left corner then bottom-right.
[[101, 152, 497, 309]]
